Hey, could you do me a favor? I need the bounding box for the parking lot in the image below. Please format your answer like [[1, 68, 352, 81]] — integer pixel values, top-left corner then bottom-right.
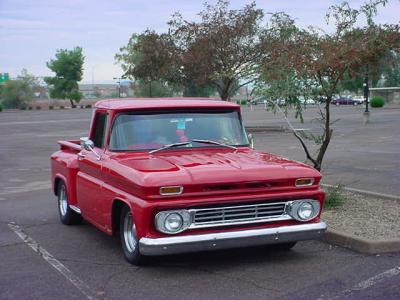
[[0, 105, 399, 299]]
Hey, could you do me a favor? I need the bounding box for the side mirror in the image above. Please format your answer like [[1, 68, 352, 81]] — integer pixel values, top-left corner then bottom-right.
[[79, 137, 101, 160], [80, 137, 95, 151], [247, 133, 254, 149]]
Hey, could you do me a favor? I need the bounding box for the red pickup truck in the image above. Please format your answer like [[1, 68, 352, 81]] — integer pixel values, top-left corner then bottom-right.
[[51, 98, 326, 265]]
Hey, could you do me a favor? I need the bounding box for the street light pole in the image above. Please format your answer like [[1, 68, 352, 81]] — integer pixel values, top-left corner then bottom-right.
[[363, 64, 370, 124], [113, 77, 122, 98], [364, 64, 369, 113]]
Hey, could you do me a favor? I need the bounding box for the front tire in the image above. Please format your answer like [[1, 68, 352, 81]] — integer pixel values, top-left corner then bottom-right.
[[272, 242, 297, 251], [57, 181, 82, 225], [120, 206, 144, 265]]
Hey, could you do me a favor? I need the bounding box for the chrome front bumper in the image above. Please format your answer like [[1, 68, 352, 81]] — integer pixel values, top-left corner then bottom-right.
[[139, 221, 327, 256]]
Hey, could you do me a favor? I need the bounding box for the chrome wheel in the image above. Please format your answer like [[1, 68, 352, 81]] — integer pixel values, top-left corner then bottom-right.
[[123, 211, 137, 253], [59, 185, 68, 217]]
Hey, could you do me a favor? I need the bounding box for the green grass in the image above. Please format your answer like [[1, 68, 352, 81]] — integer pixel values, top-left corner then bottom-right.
[[325, 184, 347, 209]]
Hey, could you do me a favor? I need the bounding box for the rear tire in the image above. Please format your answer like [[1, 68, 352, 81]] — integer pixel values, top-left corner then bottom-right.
[[57, 181, 82, 225], [119, 206, 144, 265]]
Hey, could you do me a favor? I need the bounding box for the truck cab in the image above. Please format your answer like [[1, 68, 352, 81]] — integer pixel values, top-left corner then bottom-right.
[[51, 98, 326, 265]]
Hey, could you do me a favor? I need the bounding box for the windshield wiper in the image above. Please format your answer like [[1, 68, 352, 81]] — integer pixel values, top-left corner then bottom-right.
[[149, 141, 192, 154], [192, 139, 237, 150], [149, 139, 237, 154]]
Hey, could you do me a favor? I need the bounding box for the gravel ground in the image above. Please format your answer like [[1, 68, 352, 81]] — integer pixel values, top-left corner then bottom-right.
[[322, 191, 400, 240]]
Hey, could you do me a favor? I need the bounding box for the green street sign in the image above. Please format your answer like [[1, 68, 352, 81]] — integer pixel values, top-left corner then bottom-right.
[[0, 73, 10, 83]]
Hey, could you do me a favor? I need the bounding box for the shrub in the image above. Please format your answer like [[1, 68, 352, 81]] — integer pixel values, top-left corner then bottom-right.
[[1, 79, 34, 109], [36, 106, 41, 110], [59, 105, 65, 109], [49, 105, 54, 110], [370, 96, 385, 108], [80, 105, 85, 109], [0, 103, 3, 112], [28, 106, 33, 110], [325, 184, 346, 209], [85, 104, 92, 108]]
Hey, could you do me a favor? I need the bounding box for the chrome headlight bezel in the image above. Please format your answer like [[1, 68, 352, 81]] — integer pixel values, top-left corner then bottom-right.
[[287, 199, 320, 222], [155, 210, 191, 234]]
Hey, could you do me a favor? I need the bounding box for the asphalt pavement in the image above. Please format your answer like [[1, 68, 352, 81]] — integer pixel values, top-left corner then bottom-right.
[[0, 105, 399, 299]]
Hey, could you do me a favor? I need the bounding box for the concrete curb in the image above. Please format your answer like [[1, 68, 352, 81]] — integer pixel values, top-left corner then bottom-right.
[[324, 229, 400, 254], [321, 183, 400, 201], [322, 185, 400, 253], [245, 126, 286, 133]]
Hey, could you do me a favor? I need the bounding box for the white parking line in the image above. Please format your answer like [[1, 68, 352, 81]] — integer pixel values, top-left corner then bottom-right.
[[8, 222, 97, 300], [0, 181, 51, 197], [320, 266, 400, 299], [0, 118, 89, 126]]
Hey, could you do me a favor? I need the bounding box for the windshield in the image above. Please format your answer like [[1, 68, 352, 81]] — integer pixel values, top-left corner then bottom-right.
[[109, 110, 249, 151]]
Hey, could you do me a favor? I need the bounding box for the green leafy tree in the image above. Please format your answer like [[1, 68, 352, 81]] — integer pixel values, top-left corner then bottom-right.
[[382, 52, 400, 86], [116, 32, 177, 97], [258, 1, 400, 171], [183, 82, 216, 97], [132, 80, 174, 97], [0, 69, 37, 109], [116, 1, 265, 100], [45, 47, 84, 107], [169, 0, 264, 101]]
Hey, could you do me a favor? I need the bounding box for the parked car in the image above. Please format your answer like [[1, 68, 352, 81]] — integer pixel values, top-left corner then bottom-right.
[[276, 99, 286, 106], [353, 96, 365, 105], [51, 98, 327, 265], [299, 97, 316, 105], [331, 96, 359, 106]]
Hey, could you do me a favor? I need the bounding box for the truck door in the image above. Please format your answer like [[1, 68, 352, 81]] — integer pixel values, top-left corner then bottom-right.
[[76, 111, 108, 229]]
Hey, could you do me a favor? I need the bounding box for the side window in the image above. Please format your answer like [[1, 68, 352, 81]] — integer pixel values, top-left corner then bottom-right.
[[91, 112, 107, 148]]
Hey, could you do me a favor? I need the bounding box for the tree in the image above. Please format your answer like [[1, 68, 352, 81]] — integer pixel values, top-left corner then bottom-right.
[[0, 69, 37, 109], [258, 1, 400, 171], [116, 1, 265, 100], [115, 32, 177, 97], [168, 0, 264, 101], [45, 47, 84, 107], [183, 82, 216, 97], [382, 52, 400, 86], [132, 80, 174, 97]]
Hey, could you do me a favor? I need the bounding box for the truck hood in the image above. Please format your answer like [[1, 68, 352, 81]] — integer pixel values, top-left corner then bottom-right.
[[111, 149, 320, 188]]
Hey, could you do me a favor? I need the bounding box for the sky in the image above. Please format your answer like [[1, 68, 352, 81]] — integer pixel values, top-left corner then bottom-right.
[[1, 0, 399, 84]]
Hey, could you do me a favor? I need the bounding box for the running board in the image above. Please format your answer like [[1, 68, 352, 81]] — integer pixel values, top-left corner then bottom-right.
[[69, 205, 81, 214]]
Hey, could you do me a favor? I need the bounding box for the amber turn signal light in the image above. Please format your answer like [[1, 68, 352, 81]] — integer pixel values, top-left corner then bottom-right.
[[295, 178, 314, 187], [159, 186, 183, 195]]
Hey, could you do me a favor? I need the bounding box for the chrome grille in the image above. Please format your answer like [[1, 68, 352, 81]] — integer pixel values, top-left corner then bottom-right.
[[189, 201, 291, 229]]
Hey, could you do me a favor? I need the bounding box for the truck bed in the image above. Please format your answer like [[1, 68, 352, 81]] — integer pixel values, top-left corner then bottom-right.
[[51, 140, 81, 206]]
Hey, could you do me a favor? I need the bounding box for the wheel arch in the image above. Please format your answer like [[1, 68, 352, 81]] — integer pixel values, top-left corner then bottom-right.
[[53, 175, 67, 196], [111, 198, 131, 236]]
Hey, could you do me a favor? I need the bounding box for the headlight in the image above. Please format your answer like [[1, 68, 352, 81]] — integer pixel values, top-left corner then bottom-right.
[[287, 200, 320, 222], [155, 210, 191, 234], [164, 213, 183, 232], [298, 202, 313, 220]]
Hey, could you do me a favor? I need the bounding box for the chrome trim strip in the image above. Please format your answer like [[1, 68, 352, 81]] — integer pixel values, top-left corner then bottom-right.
[[188, 214, 292, 229], [69, 205, 81, 214], [139, 221, 327, 256], [188, 201, 290, 229]]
